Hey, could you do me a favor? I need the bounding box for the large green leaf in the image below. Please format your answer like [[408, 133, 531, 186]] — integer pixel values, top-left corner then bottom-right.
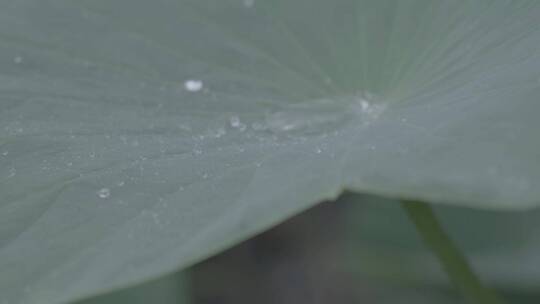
[[1, 0, 540, 303]]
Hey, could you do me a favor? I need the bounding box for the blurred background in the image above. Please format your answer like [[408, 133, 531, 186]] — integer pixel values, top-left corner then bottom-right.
[[79, 194, 540, 304]]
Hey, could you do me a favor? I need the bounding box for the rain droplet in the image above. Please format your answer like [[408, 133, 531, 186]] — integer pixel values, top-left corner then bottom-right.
[[229, 116, 241, 127], [193, 148, 203, 156], [353, 94, 386, 121], [315, 148, 322, 154], [251, 122, 266, 131], [8, 168, 16, 178], [360, 100, 370, 112], [184, 79, 203, 92], [1, 151, 8, 156], [97, 188, 111, 199], [229, 116, 247, 131], [13, 56, 23, 64]]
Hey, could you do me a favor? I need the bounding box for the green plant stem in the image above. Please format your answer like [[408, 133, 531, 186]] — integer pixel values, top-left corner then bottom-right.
[[402, 200, 506, 304]]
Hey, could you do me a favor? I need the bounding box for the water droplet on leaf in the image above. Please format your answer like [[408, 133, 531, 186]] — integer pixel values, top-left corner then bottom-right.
[[251, 122, 266, 131], [97, 188, 111, 199], [184, 79, 203, 92], [229, 115, 247, 131], [193, 148, 203, 156]]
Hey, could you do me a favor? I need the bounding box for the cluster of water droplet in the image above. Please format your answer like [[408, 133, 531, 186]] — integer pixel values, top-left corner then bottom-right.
[[180, 85, 386, 149], [87, 76, 386, 205]]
